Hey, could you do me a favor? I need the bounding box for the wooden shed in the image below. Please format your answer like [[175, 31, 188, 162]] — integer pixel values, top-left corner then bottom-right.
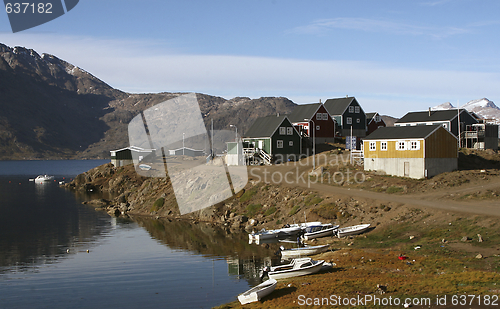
[[363, 125, 458, 179]]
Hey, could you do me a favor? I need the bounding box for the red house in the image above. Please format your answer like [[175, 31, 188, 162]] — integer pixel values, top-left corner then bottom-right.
[[366, 112, 386, 135], [287, 103, 336, 143]]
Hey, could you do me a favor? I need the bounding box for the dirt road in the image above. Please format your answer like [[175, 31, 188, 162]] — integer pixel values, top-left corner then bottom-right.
[[248, 160, 500, 217]]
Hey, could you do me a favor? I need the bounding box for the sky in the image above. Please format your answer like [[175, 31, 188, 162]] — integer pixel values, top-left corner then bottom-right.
[[1, 0, 500, 117]]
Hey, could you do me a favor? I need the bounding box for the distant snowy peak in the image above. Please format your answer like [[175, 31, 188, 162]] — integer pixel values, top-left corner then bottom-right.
[[431, 98, 500, 130], [463, 98, 499, 111], [431, 102, 455, 110]]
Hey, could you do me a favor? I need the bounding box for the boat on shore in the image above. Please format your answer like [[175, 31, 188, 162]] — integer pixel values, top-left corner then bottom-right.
[[336, 224, 371, 238], [237, 278, 277, 305], [263, 257, 324, 280], [279, 244, 330, 259], [302, 224, 339, 240], [249, 225, 302, 243]]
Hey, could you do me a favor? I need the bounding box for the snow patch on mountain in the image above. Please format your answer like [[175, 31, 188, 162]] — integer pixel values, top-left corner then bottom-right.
[[431, 102, 455, 110], [433, 98, 500, 136]]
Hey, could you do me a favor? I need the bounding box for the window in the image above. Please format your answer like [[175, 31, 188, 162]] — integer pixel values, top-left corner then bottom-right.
[[286, 127, 293, 135], [346, 117, 352, 124], [356, 118, 360, 123], [279, 127, 286, 135], [397, 141, 406, 150], [316, 125, 320, 131], [349, 106, 354, 113], [410, 140, 420, 150], [369, 141, 376, 151], [289, 141, 293, 146], [375, 115, 381, 122], [277, 140, 283, 148], [355, 106, 360, 113], [381, 141, 387, 151]]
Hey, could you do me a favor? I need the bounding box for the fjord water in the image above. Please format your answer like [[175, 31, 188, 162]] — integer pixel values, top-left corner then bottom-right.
[[0, 160, 271, 309]]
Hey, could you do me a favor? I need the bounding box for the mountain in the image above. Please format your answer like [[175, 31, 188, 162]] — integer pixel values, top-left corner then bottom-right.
[[431, 98, 500, 134], [431, 102, 455, 111], [0, 43, 296, 159]]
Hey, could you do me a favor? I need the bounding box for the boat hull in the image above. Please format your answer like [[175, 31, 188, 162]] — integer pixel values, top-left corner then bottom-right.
[[280, 245, 329, 259], [238, 279, 277, 305], [268, 259, 324, 280], [303, 225, 339, 240], [337, 224, 371, 238]]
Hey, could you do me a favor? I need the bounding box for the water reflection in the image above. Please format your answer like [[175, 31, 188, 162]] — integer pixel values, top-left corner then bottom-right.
[[0, 177, 112, 274], [134, 217, 278, 285]]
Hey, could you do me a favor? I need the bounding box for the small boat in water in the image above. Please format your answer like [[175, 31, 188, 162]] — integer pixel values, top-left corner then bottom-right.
[[34, 175, 54, 182], [336, 224, 371, 238], [263, 257, 324, 280], [302, 223, 339, 240], [237, 278, 277, 305], [279, 244, 330, 259]]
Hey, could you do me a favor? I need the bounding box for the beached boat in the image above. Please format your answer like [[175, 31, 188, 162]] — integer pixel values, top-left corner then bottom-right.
[[138, 164, 152, 171], [302, 224, 339, 240], [34, 175, 54, 182], [279, 244, 330, 259], [336, 224, 371, 238], [263, 257, 324, 280], [290, 221, 323, 230], [237, 278, 277, 305], [249, 225, 302, 243]]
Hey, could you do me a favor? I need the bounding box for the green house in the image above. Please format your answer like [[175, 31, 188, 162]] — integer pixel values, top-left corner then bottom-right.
[[242, 115, 302, 163]]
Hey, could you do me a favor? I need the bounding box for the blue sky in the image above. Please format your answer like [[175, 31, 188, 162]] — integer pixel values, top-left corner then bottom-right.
[[1, 0, 500, 117]]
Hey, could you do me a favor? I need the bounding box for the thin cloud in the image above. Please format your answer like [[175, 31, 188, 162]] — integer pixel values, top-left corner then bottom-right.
[[420, 0, 452, 6], [290, 17, 470, 39], [0, 33, 498, 116]]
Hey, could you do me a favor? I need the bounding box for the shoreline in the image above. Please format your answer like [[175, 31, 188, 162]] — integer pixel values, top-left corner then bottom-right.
[[61, 155, 500, 308]]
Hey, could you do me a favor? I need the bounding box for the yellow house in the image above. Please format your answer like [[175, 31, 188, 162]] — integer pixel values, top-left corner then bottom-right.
[[363, 125, 458, 179]]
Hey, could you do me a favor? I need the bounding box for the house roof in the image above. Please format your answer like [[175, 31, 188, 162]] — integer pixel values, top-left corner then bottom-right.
[[244, 115, 290, 138], [110, 146, 154, 154], [396, 109, 468, 123], [366, 112, 377, 120], [287, 103, 321, 123], [363, 124, 444, 140], [323, 97, 355, 116]]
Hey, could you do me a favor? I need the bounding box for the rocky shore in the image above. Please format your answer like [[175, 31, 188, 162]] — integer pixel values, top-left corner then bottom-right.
[[62, 161, 500, 309]]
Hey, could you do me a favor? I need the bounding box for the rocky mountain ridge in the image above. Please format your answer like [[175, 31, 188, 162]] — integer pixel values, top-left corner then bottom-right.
[[0, 43, 296, 159]]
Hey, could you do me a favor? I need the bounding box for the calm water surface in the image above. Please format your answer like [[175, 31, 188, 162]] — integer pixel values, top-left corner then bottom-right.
[[0, 161, 273, 309]]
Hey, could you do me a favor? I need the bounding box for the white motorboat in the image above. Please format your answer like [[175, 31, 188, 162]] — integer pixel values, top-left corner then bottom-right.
[[249, 225, 302, 243], [302, 224, 340, 240], [34, 175, 54, 182], [138, 164, 152, 171], [290, 221, 322, 231], [237, 278, 277, 305], [263, 257, 324, 280], [336, 224, 371, 238], [279, 244, 330, 259]]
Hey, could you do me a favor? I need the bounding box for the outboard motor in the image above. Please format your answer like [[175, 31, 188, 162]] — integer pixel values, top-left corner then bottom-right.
[[260, 266, 269, 281]]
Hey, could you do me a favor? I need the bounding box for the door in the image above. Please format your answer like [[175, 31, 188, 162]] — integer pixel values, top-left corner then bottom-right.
[[404, 162, 410, 177]]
